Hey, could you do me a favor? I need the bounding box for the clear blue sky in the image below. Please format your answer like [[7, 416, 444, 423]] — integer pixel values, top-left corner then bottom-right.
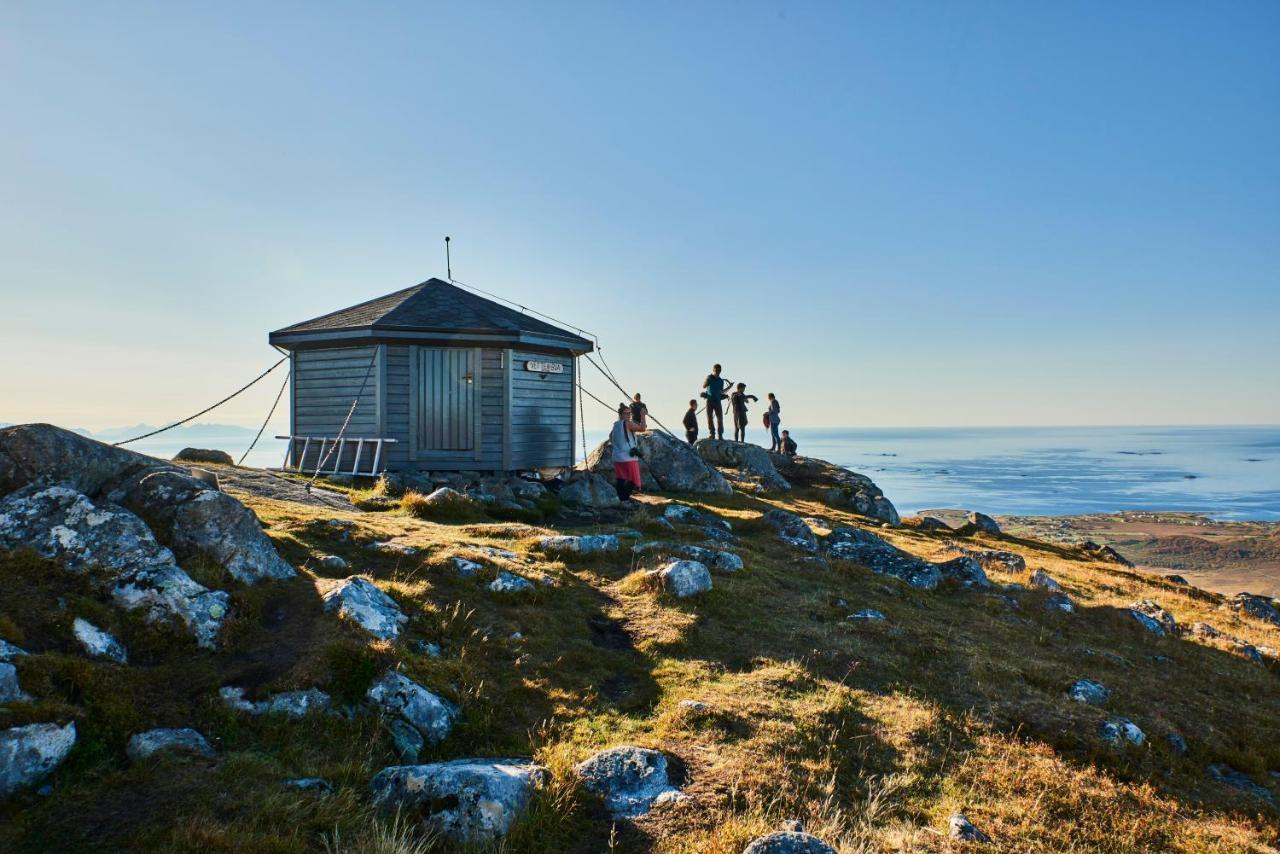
[[2, 2, 1277, 431]]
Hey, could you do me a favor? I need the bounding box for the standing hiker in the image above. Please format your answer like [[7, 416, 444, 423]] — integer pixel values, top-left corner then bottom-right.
[[729, 382, 758, 443], [610, 404, 647, 500], [630, 392, 649, 430], [682, 399, 699, 445], [701, 363, 728, 440], [766, 392, 782, 452]]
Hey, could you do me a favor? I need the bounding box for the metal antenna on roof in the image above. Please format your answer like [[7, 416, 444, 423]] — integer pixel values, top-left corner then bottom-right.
[[444, 235, 452, 280]]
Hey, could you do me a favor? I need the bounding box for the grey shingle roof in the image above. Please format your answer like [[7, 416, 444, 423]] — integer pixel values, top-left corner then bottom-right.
[[270, 278, 593, 351]]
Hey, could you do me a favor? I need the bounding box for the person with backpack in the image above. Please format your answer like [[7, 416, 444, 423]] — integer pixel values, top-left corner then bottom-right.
[[610, 403, 647, 500], [701, 364, 728, 440], [729, 382, 758, 443], [682, 399, 699, 445], [766, 392, 782, 452]]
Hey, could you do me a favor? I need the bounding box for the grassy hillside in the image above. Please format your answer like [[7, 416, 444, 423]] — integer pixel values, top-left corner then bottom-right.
[[2, 466, 1279, 852]]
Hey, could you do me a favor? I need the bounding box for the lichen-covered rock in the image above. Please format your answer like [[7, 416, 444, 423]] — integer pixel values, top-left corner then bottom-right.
[[1068, 679, 1110, 705], [1028, 569, 1063, 592], [0, 484, 229, 648], [948, 813, 992, 843], [769, 454, 900, 525], [588, 432, 732, 495], [0, 640, 27, 661], [366, 671, 458, 746], [118, 470, 295, 584], [742, 830, 838, 854], [173, 448, 234, 465], [1100, 717, 1145, 747], [0, 663, 30, 703], [126, 728, 215, 762], [651, 560, 712, 598], [370, 758, 548, 844], [936, 556, 991, 589], [220, 686, 332, 717], [0, 423, 157, 497], [575, 745, 679, 818], [762, 509, 818, 553], [488, 571, 535, 594], [0, 722, 76, 799], [695, 439, 791, 492], [1230, 592, 1280, 626], [319, 577, 407, 640], [633, 541, 743, 573], [958, 549, 1026, 574], [536, 534, 621, 555], [558, 473, 621, 510], [72, 618, 127, 664], [824, 527, 941, 590]]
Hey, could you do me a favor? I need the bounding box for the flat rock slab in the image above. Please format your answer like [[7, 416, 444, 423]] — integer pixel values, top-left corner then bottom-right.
[[575, 745, 679, 818], [213, 465, 351, 509], [536, 534, 621, 555], [633, 541, 743, 573], [220, 686, 332, 717], [0, 722, 76, 799], [126, 728, 215, 762], [370, 758, 548, 845]]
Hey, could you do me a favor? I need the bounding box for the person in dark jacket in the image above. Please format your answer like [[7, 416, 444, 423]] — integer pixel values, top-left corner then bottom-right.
[[729, 382, 758, 443], [629, 393, 649, 429], [682, 399, 699, 445], [766, 392, 782, 452], [781, 429, 797, 457], [701, 364, 728, 440]]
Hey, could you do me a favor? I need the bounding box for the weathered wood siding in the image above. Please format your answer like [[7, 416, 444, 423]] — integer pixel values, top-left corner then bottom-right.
[[383, 345, 505, 471], [509, 350, 574, 470], [291, 346, 383, 471]]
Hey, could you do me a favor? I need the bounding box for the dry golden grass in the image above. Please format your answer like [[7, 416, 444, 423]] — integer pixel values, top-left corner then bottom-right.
[[1, 476, 1278, 852]]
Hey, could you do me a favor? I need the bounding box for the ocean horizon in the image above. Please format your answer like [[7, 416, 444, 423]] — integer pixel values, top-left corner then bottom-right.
[[72, 422, 1280, 522]]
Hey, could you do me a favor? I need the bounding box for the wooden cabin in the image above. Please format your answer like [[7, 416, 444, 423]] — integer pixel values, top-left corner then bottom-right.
[[269, 278, 593, 475]]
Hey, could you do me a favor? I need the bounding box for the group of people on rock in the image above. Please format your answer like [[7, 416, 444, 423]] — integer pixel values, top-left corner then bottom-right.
[[608, 362, 797, 500]]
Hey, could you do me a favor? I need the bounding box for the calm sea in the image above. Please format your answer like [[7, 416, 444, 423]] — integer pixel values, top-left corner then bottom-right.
[[136, 425, 1280, 522]]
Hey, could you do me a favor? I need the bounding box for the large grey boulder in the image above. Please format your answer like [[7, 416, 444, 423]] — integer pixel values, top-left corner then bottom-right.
[[633, 541, 743, 573], [935, 556, 991, 589], [72, 618, 127, 664], [0, 423, 156, 497], [695, 439, 790, 492], [824, 527, 941, 590], [588, 432, 732, 495], [126, 728, 215, 762], [962, 512, 1002, 535], [742, 831, 838, 854], [370, 758, 548, 844], [0, 485, 229, 648], [536, 534, 621, 555], [558, 473, 621, 510], [1129, 600, 1177, 636], [367, 671, 458, 746], [651, 560, 713, 598], [761, 509, 818, 553], [319, 577, 407, 640], [0, 722, 76, 799], [575, 745, 679, 818], [118, 470, 295, 584], [0, 663, 30, 703]]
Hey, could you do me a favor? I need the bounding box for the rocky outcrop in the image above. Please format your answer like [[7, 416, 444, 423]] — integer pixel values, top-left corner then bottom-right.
[[558, 473, 621, 510], [575, 745, 679, 818], [949, 547, 1026, 574], [370, 759, 548, 844], [126, 728, 215, 762], [936, 556, 991, 589], [173, 448, 234, 465], [633, 541, 743, 573], [72, 618, 127, 664], [960, 512, 1002, 535], [220, 686, 332, 717], [366, 671, 458, 746], [695, 439, 790, 492], [1230, 592, 1280, 626], [1129, 600, 1176, 636], [762, 509, 818, 553], [0, 664, 29, 703], [824, 527, 941, 590], [0, 484, 229, 648], [742, 831, 837, 854], [588, 432, 732, 495], [0, 722, 76, 799], [769, 454, 900, 525], [319, 577, 407, 640], [651, 560, 713, 598]]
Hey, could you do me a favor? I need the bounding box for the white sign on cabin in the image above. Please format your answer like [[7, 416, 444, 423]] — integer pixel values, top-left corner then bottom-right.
[[525, 360, 564, 374]]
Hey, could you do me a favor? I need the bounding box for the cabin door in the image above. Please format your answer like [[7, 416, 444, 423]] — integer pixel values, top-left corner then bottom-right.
[[415, 348, 477, 451]]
